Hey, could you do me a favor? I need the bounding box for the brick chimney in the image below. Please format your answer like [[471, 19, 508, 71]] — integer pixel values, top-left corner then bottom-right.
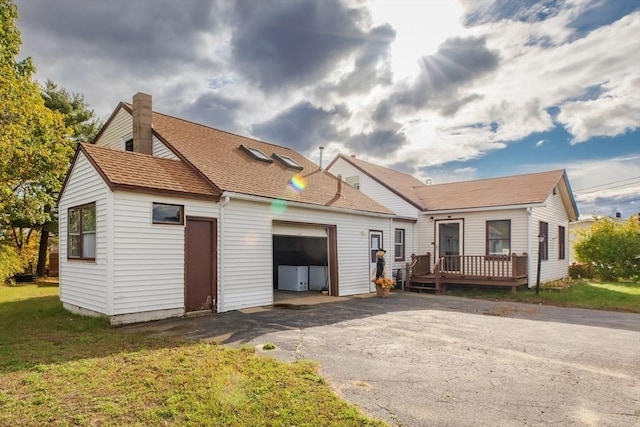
[[133, 92, 153, 155], [336, 174, 342, 197]]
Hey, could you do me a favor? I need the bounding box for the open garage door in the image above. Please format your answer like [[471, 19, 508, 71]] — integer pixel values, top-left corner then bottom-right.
[[273, 222, 334, 294]]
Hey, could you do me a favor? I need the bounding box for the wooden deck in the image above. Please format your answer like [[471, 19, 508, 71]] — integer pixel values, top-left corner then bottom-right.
[[404, 253, 529, 295]]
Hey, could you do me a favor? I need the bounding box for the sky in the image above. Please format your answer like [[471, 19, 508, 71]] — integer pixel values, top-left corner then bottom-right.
[[14, 0, 640, 219]]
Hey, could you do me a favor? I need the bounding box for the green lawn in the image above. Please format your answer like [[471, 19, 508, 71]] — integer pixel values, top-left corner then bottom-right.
[[0, 283, 385, 427], [444, 279, 640, 313]]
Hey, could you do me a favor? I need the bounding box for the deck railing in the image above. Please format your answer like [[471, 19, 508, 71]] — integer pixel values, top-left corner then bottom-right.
[[405, 253, 431, 277], [437, 253, 528, 279]]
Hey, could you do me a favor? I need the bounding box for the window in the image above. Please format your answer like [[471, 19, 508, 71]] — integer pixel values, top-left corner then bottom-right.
[[239, 145, 272, 163], [345, 175, 360, 190], [124, 138, 133, 152], [68, 203, 96, 260], [273, 153, 303, 171], [539, 221, 549, 261], [558, 225, 565, 260], [152, 203, 184, 225], [394, 229, 405, 261], [486, 220, 510, 256]]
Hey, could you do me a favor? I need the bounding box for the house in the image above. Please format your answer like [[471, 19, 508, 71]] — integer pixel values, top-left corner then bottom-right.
[[326, 154, 580, 292], [58, 93, 394, 325]]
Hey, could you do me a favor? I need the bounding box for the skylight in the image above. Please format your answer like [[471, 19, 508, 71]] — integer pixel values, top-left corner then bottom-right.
[[240, 145, 272, 163], [273, 153, 303, 171]]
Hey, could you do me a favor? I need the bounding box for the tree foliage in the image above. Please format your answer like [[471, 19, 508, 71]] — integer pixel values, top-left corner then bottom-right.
[[42, 79, 101, 144], [574, 217, 640, 280], [1, 0, 73, 276]]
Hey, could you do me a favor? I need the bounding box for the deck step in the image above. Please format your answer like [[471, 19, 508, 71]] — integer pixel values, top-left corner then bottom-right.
[[405, 283, 438, 293]]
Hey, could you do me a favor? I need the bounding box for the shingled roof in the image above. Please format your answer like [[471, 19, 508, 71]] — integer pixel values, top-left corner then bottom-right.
[[85, 102, 392, 215], [328, 155, 578, 219], [78, 143, 218, 199], [415, 170, 578, 218]]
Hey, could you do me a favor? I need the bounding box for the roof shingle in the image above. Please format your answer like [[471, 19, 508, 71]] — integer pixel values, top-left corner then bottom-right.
[[147, 110, 392, 214], [80, 143, 218, 199]]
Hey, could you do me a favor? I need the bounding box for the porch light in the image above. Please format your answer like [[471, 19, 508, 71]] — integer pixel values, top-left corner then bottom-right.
[[537, 234, 546, 243]]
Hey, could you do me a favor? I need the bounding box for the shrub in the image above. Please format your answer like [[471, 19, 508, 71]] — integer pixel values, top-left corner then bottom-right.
[[568, 262, 595, 280], [0, 244, 23, 284], [574, 217, 640, 281]]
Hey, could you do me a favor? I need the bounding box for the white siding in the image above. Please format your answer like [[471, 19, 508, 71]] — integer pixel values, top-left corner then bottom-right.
[[530, 191, 571, 284], [94, 108, 132, 150], [218, 197, 391, 312], [219, 199, 273, 311], [418, 209, 530, 268], [328, 158, 420, 218], [58, 153, 111, 314], [152, 136, 178, 159], [112, 192, 217, 315]]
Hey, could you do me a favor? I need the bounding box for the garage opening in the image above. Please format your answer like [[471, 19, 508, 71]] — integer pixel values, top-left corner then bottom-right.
[[273, 222, 330, 295]]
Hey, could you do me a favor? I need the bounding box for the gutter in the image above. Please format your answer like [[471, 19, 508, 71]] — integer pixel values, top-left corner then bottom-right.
[[221, 191, 395, 218], [424, 202, 546, 215]]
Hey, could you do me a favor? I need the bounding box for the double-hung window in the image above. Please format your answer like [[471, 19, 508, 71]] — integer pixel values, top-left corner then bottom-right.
[[486, 220, 510, 256], [394, 228, 405, 261], [68, 203, 96, 260], [558, 225, 566, 260], [539, 221, 549, 261]]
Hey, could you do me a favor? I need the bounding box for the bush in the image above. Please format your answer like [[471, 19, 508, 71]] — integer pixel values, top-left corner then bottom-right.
[[574, 217, 640, 281], [0, 245, 23, 284], [568, 262, 595, 280]]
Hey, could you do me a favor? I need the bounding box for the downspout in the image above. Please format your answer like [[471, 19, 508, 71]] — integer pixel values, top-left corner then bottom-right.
[[527, 207, 533, 287], [219, 195, 230, 312]]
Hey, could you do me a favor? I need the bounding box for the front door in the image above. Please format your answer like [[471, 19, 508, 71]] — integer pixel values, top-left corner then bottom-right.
[[185, 217, 217, 312], [369, 230, 383, 291], [436, 220, 463, 273]]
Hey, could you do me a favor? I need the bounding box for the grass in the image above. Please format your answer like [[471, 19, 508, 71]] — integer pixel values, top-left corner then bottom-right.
[[0, 282, 386, 427], [444, 279, 640, 313]]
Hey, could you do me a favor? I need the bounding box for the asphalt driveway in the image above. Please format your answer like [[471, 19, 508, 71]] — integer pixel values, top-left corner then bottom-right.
[[123, 292, 640, 426]]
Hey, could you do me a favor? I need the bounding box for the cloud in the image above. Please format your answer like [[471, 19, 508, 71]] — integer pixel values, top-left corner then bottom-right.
[[16, 0, 224, 115], [535, 139, 545, 147], [176, 92, 245, 135], [251, 102, 350, 153], [557, 75, 640, 143], [228, 0, 374, 92], [330, 23, 396, 96], [391, 36, 499, 114]]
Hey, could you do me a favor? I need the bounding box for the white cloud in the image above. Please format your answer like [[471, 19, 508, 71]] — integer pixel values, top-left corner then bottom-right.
[[535, 139, 545, 147], [557, 75, 640, 143]]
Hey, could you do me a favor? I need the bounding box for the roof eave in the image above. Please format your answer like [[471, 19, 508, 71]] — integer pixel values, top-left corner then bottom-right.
[[423, 202, 547, 215], [222, 191, 395, 218], [112, 183, 219, 201]]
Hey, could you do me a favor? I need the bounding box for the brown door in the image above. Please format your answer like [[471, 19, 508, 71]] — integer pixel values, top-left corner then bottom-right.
[[185, 217, 217, 312]]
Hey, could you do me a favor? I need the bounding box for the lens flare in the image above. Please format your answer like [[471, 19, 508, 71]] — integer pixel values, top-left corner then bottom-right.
[[289, 174, 307, 193], [271, 199, 287, 215]]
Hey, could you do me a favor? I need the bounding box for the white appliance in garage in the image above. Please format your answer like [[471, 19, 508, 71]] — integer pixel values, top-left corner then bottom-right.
[[278, 266, 309, 291], [309, 266, 328, 291]]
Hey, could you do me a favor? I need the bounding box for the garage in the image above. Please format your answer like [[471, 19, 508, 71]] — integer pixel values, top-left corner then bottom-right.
[[272, 222, 333, 294]]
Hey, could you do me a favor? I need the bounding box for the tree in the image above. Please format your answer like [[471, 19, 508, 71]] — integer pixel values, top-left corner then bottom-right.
[[42, 80, 102, 144], [0, 0, 72, 280], [35, 80, 101, 276], [574, 217, 640, 280]]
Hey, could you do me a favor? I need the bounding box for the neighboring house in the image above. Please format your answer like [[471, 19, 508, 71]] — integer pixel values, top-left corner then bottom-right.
[[58, 93, 394, 325], [327, 154, 580, 290], [568, 218, 597, 264]]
